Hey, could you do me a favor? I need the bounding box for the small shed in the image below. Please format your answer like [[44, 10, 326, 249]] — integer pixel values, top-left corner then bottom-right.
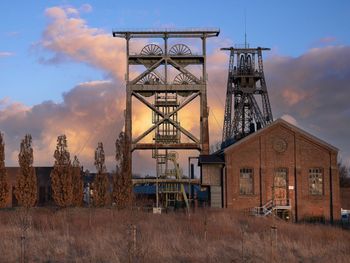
[[198, 154, 225, 208]]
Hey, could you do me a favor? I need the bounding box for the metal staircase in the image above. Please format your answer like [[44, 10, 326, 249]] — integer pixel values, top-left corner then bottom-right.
[[251, 199, 291, 217], [251, 200, 274, 216]]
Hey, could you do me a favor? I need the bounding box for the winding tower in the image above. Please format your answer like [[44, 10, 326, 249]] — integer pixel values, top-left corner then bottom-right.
[[113, 28, 219, 209], [221, 45, 273, 146]]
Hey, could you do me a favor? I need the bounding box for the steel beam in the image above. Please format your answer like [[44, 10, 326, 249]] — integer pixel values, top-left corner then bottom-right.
[[222, 46, 273, 143], [130, 84, 204, 92], [167, 58, 201, 84], [132, 178, 200, 185], [132, 143, 201, 151], [132, 91, 200, 144], [221, 47, 270, 52], [130, 58, 164, 85], [129, 56, 204, 65], [113, 28, 220, 38], [113, 29, 218, 209]]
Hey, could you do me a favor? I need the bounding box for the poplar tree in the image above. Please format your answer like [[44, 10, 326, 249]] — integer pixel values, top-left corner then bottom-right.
[[15, 134, 37, 208], [71, 156, 83, 206], [93, 142, 109, 207], [0, 133, 9, 208], [113, 132, 132, 209], [50, 135, 73, 207]]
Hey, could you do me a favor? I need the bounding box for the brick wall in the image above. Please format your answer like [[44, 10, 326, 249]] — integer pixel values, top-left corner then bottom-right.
[[4, 167, 53, 207], [224, 121, 341, 222]]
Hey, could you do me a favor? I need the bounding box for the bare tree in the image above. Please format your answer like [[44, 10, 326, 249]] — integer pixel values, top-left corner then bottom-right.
[[0, 133, 9, 208], [71, 156, 84, 206], [113, 132, 132, 209], [15, 134, 37, 208], [93, 142, 109, 207], [50, 135, 73, 207], [338, 160, 350, 187]]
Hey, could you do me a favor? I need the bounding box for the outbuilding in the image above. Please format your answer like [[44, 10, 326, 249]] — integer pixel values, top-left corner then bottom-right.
[[200, 119, 341, 222]]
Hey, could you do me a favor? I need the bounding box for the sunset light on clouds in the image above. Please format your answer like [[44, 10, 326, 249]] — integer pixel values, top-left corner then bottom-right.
[[1, 1, 350, 174]]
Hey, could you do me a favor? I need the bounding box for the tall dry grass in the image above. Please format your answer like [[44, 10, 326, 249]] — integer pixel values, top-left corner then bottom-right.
[[0, 207, 349, 262]]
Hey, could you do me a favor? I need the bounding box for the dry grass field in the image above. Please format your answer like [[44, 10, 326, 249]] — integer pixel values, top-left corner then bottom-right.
[[0, 207, 349, 263]]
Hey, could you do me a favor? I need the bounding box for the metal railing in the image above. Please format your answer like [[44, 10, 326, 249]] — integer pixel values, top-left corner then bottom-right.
[[251, 199, 292, 216]]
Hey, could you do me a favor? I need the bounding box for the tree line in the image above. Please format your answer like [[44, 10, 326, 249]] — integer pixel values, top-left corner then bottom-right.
[[0, 132, 132, 209], [339, 161, 350, 188]]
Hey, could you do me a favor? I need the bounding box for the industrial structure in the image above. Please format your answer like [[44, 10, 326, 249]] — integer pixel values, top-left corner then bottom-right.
[[0, 27, 342, 222], [198, 41, 341, 222], [112, 28, 219, 210], [221, 45, 273, 146]]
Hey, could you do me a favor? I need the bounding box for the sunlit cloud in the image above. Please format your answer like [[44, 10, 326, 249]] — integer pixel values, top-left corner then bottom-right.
[[282, 89, 307, 106], [2, 4, 350, 173], [265, 45, 350, 165], [37, 6, 133, 80], [281, 114, 298, 126], [1, 80, 124, 170]]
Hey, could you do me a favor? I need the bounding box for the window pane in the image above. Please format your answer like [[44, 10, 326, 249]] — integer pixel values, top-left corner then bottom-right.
[[240, 168, 253, 195], [274, 168, 287, 187], [309, 168, 323, 195], [274, 168, 288, 205]]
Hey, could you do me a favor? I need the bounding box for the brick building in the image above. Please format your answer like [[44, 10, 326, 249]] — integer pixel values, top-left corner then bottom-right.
[[4, 167, 53, 207], [200, 119, 341, 222], [3, 167, 111, 207]]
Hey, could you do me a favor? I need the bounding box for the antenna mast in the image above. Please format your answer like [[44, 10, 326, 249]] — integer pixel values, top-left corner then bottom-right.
[[244, 9, 247, 48]]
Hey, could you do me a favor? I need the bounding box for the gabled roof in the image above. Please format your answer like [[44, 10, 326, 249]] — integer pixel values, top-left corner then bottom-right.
[[223, 118, 338, 153]]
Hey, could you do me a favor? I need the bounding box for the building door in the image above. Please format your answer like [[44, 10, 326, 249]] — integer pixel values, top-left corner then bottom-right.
[[273, 168, 288, 206]]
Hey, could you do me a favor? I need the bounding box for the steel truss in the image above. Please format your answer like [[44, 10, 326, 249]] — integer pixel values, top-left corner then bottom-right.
[[113, 29, 219, 209], [222, 46, 273, 144]]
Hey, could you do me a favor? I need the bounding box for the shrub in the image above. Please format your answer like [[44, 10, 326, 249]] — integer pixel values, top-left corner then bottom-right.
[[50, 135, 73, 207], [15, 135, 37, 208]]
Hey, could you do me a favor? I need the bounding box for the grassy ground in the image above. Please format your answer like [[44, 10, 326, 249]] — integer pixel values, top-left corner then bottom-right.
[[0, 207, 349, 262]]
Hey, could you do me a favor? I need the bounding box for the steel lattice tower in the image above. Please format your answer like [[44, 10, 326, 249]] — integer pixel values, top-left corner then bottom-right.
[[222, 46, 273, 145], [113, 28, 219, 209]]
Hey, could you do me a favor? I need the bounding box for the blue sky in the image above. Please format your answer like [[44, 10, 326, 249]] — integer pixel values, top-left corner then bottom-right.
[[1, 0, 350, 172], [1, 0, 349, 105]]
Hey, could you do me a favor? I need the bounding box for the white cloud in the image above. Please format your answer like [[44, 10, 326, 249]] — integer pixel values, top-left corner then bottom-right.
[[0, 52, 14, 57], [37, 5, 146, 80], [80, 4, 93, 13], [4, 5, 349, 174], [281, 114, 298, 126]]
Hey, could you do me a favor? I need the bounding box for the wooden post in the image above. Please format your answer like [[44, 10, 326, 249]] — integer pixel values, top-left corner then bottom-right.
[[270, 225, 277, 263], [132, 224, 137, 253], [20, 233, 25, 263], [128, 224, 137, 262]]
